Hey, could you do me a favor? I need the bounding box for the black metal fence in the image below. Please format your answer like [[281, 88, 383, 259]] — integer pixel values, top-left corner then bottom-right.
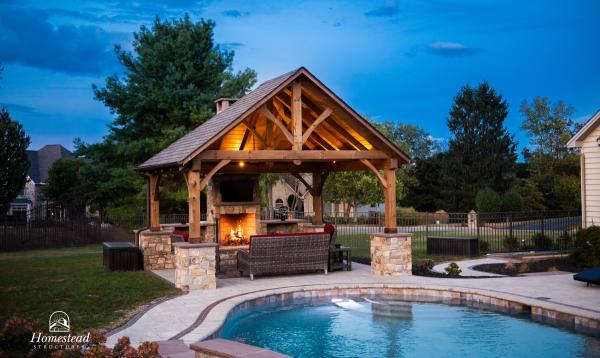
[[0, 204, 205, 252], [325, 210, 581, 261]]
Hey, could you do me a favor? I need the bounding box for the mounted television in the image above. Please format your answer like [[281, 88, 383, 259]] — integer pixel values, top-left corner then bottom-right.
[[220, 179, 254, 202]]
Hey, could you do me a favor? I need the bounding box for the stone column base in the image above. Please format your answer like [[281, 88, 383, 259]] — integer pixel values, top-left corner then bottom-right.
[[370, 232, 412, 276], [174, 242, 218, 290], [139, 229, 174, 270]]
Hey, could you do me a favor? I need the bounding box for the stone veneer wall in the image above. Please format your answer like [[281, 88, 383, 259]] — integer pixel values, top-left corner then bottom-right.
[[370, 232, 412, 276], [174, 242, 218, 290], [138, 229, 174, 270]]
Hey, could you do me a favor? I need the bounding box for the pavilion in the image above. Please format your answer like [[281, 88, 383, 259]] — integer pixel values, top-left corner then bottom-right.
[[137, 67, 410, 244]]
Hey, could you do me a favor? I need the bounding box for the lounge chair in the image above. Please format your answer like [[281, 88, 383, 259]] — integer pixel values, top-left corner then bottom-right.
[[573, 267, 600, 286]]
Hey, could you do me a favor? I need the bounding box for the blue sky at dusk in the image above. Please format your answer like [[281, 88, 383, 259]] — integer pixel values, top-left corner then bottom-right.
[[0, 0, 598, 157]]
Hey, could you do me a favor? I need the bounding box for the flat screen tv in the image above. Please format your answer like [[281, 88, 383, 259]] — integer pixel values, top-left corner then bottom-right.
[[220, 179, 254, 202]]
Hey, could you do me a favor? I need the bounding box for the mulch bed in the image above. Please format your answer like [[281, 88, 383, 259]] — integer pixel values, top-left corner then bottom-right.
[[353, 257, 498, 279], [472, 258, 580, 277]]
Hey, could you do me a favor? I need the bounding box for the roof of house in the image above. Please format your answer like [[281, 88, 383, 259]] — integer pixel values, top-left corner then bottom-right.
[[138, 67, 409, 171], [27, 144, 73, 183], [567, 110, 600, 148]]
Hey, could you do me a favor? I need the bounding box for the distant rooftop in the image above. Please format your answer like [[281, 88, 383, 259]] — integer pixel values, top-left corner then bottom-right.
[[27, 144, 73, 183]]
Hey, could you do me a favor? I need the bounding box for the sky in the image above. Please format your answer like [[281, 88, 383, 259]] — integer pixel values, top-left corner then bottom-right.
[[0, 0, 599, 157]]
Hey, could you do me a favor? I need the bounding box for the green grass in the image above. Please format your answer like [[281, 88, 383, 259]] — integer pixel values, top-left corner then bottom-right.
[[0, 245, 180, 331]]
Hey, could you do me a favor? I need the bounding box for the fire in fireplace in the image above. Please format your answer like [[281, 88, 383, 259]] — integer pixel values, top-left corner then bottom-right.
[[225, 220, 249, 246], [219, 213, 256, 246]]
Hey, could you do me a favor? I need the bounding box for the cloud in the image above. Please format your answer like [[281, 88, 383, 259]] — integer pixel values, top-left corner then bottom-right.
[[365, 0, 399, 17], [0, 102, 37, 113], [332, 22, 342, 27], [0, 6, 122, 75], [221, 9, 250, 18], [221, 42, 245, 50], [428, 42, 480, 57]]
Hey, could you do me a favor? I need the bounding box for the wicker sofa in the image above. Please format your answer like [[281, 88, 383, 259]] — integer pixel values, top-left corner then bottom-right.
[[237, 232, 330, 280]]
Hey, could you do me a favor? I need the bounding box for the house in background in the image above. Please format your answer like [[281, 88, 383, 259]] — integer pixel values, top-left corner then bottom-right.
[[6, 144, 73, 219], [567, 110, 600, 227]]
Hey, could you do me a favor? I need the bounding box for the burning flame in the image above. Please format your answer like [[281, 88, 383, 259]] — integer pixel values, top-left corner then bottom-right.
[[226, 220, 248, 245]]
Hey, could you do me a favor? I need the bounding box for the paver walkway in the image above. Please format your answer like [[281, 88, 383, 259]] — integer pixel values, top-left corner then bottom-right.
[[107, 262, 600, 347]]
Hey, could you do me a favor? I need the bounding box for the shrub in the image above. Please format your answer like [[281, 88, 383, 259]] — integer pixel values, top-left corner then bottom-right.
[[532, 233, 553, 250], [503, 236, 519, 251], [570, 226, 600, 269], [475, 188, 501, 213], [0, 316, 158, 357], [418, 259, 435, 272], [557, 231, 574, 250], [445, 262, 462, 276], [500, 190, 524, 212], [479, 241, 490, 254], [518, 263, 529, 273]]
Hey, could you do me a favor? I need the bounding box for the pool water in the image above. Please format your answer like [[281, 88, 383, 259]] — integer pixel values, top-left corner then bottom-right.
[[219, 297, 600, 358]]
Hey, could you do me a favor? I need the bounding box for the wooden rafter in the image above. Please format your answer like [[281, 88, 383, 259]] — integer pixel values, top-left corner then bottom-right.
[[241, 120, 268, 148], [292, 81, 302, 151], [260, 106, 294, 145], [360, 159, 387, 188], [302, 107, 332, 144], [199, 159, 386, 174], [292, 173, 314, 193]]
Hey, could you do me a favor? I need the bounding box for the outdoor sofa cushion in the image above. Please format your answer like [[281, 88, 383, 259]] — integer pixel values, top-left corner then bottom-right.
[[573, 267, 600, 285]]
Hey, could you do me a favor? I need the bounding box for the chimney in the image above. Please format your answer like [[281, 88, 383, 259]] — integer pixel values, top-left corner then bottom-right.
[[215, 98, 238, 114]]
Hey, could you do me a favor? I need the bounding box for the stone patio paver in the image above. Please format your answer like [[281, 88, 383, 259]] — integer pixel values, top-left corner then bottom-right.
[[107, 262, 600, 347]]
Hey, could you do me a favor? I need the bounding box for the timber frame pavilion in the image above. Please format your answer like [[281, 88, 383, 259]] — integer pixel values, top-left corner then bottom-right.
[[137, 67, 410, 242]]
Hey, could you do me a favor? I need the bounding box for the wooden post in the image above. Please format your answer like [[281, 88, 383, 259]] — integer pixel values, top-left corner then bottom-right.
[[383, 166, 397, 233], [185, 170, 202, 243], [313, 172, 324, 224], [292, 81, 302, 165], [148, 174, 161, 231]]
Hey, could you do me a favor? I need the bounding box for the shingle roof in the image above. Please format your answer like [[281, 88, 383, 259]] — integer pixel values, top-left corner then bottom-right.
[[138, 68, 301, 170], [27, 145, 73, 183]]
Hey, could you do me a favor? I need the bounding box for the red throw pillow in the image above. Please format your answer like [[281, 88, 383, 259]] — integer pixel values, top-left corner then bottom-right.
[[172, 229, 183, 235], [183, 233, 189, 242], [324, 223, 335, 234]]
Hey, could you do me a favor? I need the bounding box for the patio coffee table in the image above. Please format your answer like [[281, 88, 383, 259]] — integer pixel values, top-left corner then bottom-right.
[[330, 245, 352, 272]]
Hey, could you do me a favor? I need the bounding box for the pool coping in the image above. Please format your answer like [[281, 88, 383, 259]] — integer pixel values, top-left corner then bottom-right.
[[176, 283, 600, 344]]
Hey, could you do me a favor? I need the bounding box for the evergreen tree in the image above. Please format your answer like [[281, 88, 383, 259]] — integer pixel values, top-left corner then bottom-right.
[[77, 15, 257, 214], [447, 81, 517, 210], [0, 109, 30, 213]]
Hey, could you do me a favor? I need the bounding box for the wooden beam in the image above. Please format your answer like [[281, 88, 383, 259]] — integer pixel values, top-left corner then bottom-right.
[[292, 81, 302, 151], [383, 167, 397, 233], [292, 173, 313, 193], [260, 106, 294, 145], [302, 107, 332, 144], [199, 159, 386, 174], [197, 150, 389, 161], [148, 173, 161, 231], [241, 121, 268, 148], [183, 170, 201, 242], [199, 159, 231, 191], [360, 159, 387, 188]]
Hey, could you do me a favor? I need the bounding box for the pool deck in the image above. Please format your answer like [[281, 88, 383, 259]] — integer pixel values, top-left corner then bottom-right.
[[106, 261, 600, 347]]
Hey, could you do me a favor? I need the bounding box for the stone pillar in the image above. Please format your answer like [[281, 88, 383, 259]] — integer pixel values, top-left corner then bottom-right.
[[468, 210, 478, 229], [370, 232, 412, 276], [174, 242, 218, 290], [139, 229, 174, 270]]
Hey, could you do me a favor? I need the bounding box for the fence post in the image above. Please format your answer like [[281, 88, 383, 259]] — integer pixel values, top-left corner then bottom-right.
[[509, 212, 513, 240], [476, 212, 480, 241], [425, 213, 429, 238]]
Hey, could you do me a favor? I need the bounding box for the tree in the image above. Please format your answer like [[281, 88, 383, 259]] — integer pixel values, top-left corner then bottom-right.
[[520, 97, 579, 210], [475, 188, 501, 213], [447, 81, 517, 210], [373, 121, 441, 160], [500, 190, 524, 212], [77, 15, 257, 213], [0, 109, 30, 214], [511, 178, 546, 211], [323, 171, 382, 220], [41, 158, 88, 212]]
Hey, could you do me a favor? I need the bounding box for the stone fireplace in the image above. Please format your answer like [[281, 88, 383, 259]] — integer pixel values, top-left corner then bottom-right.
[[207, 174, 262, 247]]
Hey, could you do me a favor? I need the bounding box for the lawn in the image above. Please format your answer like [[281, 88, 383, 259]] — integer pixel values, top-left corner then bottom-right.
[[0, 245, 180, 332]]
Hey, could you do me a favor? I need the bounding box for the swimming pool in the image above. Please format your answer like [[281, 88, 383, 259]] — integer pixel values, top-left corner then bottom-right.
[[219, 297, 600, 357]]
